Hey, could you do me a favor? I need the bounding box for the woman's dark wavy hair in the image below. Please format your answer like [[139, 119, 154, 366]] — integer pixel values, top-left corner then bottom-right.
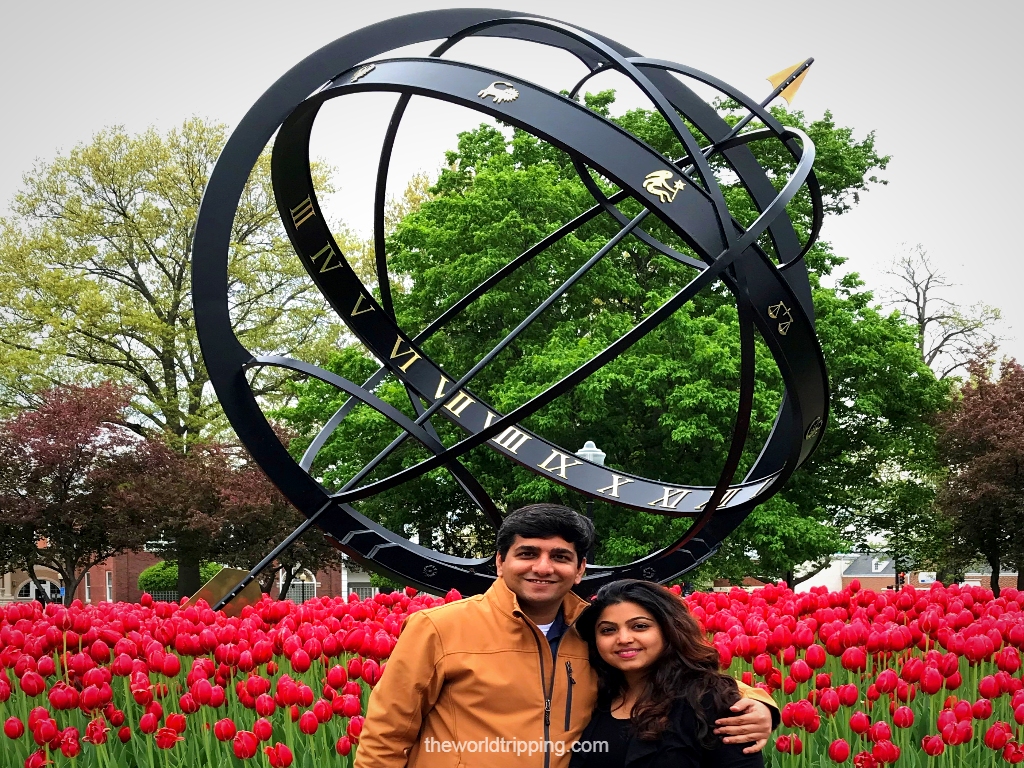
[[576, 579, 739, 745]]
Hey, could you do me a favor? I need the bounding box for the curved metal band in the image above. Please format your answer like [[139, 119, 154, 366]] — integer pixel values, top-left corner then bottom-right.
[[192, 8, 829, 593], [271, 55, 820, 500]]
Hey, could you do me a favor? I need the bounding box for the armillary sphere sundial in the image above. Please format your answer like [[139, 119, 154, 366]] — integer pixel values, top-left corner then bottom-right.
[[190, 9, 829, 605]]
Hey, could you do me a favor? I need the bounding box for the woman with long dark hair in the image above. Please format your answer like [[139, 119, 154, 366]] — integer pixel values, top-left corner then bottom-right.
[[570, 580, 764, 768]]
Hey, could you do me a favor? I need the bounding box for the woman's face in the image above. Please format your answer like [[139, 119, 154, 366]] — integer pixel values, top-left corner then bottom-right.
[[594, 601, 665, 675]]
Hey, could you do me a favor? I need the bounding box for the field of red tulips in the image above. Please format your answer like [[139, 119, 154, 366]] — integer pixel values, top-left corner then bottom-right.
[[2, 579, 1023, 767], [0, 587, 459, 767], [696, 579, 1024, 767]]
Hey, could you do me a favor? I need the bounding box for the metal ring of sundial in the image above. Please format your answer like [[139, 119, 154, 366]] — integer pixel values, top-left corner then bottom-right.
[[192, 9, 829, 595]]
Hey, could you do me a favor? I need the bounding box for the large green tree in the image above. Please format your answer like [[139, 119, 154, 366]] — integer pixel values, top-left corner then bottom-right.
[[281, 95, 949, 583], [0, 118, 343, 442], [0, 120, 352, 593]]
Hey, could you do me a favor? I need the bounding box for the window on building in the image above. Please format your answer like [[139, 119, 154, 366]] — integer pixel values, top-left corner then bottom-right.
[[106, 571, 113, 602], [85, 572, 91, 603], [280, 570, 318, 603], [17, 580, 60, 601], [351, 585, 376, 600], [871, 558, 889, 573]]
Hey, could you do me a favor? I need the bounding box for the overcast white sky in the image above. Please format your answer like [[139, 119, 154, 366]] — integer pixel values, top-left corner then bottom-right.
[[2, 1, 1022, 361]]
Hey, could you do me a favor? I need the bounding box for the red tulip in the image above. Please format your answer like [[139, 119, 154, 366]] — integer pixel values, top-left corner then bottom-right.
[[348, 715, 364, 740], [868, 720, 891, 743], [19, 672, 45, 698], [871, 739, 899, 764], [214, 718, 237, 742], [154, 726, 183, 749], [118, 726, 131, 743], [838, 683, 859, 707], [775, 733, 802, 754], [828, 738, 850, 762], [139, 712, 158, 734], [166, 713, 186, 734], [953, 700, 972, 721], [265, 743, 294, 767], [161, 654, 181, 677], [819, 689, 840, 715], [984, 721, 1013, 750], [233, 730, 258, 759], [85, 718, 109, 745], [4, 717, 24, 740], [336, 735, 353, 756], [298, 711, 318, 735], [255, 694, 276, 717], [849, 711, 870, 735], [875, 669, 897, 694], [893, 706, 914, 729], [313, 699, 333, 723], [753, 653, 772, 676], [974, 698, 994, 720], [290, 649, 311, 674], [977, 674, 999, 699], [253, 717, 273, 742], [920, 667, 943, 695], [327, 665, 348, 689], [362, 658, 382, 686], [790, 659, 812, 683], [840, 647, 866, 672], [999, 647, 1022, 673]]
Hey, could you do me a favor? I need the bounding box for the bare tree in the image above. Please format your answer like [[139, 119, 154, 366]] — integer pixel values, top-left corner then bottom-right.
[[885, 243, 1001, 378]]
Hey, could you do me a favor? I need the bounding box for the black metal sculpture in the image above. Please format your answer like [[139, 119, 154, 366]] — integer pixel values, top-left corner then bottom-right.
[[191, 9, 829, 602]]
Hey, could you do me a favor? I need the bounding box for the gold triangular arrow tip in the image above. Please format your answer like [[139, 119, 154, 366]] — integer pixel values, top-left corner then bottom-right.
[[767, 61, 810, 105]]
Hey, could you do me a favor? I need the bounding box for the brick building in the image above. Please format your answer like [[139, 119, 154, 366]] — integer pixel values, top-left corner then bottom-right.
[[840, 554, 1020, 592]]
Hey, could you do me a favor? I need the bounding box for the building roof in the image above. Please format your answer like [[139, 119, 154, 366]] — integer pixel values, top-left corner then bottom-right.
[[842, 554, 897, 577]]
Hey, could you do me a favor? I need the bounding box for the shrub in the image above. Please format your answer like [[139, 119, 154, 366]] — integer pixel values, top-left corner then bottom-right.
[[137, 561, 223, 592]]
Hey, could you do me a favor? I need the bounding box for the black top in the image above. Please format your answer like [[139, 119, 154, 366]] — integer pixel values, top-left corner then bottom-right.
[[577, 708, 631, 768], [569, 694, 765, 768]]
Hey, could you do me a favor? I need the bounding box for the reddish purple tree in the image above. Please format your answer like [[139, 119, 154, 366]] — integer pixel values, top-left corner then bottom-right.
[[0, 383, 152, 605], [937, 359, 1024, 596]]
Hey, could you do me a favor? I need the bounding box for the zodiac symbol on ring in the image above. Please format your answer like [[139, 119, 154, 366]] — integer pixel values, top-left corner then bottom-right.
[[477, 81, 520, 103], [643, 170, 686, 203]]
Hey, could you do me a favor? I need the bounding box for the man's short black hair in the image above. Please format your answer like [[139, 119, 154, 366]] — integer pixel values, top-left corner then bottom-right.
[[496, 503, 595, 563]]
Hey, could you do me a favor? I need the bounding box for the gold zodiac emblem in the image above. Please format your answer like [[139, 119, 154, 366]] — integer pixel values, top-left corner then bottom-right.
[[477, 81, 519, 104], [350, 64, 375, 83], [643, 170, 686, 203], [767, 301, 794, 336]]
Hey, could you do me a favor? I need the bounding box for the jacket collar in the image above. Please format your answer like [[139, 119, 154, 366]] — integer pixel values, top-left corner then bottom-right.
[[484, 574, 591, 626]]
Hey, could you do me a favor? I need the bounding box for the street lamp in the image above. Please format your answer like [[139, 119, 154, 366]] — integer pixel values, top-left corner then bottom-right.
[[575, 441, 606, 564]]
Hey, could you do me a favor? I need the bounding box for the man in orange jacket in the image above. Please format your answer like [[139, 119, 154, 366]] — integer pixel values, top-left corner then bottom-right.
[[356, 504, 777, 768]]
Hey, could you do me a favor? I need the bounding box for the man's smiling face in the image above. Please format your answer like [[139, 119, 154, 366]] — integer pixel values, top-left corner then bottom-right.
[[496, 535, 586, 611]]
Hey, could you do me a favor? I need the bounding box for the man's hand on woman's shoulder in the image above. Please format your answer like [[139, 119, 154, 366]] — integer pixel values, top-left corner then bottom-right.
[[713, 699, 773, 754]]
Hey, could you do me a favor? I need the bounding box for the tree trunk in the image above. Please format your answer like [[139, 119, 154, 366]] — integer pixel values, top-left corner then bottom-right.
[[784, 569, 795, 588], [1017, 569, 1024, 591], [177, 543, 202, 599], [988, 554, 1002, 598], [279, 567, 296, 601], [62, 571, 85, 608], [26, 563, 50, 606]]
